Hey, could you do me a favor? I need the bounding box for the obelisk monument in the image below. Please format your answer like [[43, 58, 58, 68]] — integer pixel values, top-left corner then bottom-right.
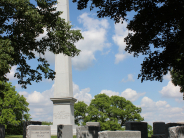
[[50, 0, 77, 135]]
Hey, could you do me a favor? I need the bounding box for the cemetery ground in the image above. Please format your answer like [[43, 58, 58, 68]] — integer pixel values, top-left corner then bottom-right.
[[4, 121, 152, 138]]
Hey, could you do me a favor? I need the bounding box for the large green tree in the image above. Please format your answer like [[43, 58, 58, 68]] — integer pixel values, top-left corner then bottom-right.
[[0, 81, 32, 129], [1, 0, 83, 88], [72, 0, 184, 85], [74, 93, 144, 131]]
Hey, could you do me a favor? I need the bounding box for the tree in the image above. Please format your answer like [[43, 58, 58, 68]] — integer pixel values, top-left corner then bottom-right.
[[0, 81, 32, 130], [74, 93, 144, 131], [1, 0, 83, 88], [148, 124, 153, 136], [72, 0, 184, 84], [171, 68, 184, 93], [74, 101, 88, 126]]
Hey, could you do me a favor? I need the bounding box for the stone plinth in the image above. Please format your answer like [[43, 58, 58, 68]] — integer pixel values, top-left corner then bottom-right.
[[23, 121, 42, 138], [76, 122, 101, 138], [153, 122, 165, 135], [50, 97, 77, 136], [168, 126, 184, 138], [26, 125, 50, 138], [57, 124, 73, 138], [98, 131, 141, 138], [125, 121, 148, 138], [165, 123, 183, 138], [0, 124, 5, 138]]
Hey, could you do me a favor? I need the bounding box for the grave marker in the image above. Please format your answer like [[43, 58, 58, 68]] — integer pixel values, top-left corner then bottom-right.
[[26, 125, 51, 138]]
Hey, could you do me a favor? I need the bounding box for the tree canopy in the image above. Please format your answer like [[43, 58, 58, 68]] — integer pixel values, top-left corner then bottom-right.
[[74, 93, 144, 131], [0, 81, 32, 129], [1, 0, 83, 88], [72, 0, 184, 85]]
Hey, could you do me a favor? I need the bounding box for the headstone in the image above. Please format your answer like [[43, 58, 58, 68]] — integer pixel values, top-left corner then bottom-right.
[[168, 126, 184, 138], [76, 122, 101, 138], [23, 121, 42, 138], [57, 124, 73, 138], [151, 134, 165, 138], [153, 122, 165, 135], [165, 123, 183, 138], [125, 121, 148, 138], [98, 131, 141, 138], [26, 125, 51, 138], [0, 124, 5, 138]]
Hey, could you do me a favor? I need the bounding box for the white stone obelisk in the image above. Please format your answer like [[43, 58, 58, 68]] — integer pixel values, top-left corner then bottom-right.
[[50, 0, 77, 135]]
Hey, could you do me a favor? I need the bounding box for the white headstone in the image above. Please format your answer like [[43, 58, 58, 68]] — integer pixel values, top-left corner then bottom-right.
[[26, 125, 51, 138], [50, 0, 77, 135]]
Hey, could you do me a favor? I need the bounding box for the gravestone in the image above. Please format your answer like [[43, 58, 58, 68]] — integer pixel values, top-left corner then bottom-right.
[[0, 124, 5, 138], [76, 122, 101, 138], [98, 131, 141, 138], [125, 121, 148, 138], [165, 123, 183, 138], [23, 121, 42, 138], [57, 124, 73, 138], [26, 125, 51, 138], [153, 122, 165, 135], [168, 126, 184, 138]]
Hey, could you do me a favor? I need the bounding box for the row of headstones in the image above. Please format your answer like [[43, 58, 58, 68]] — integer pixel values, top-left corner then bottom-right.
[[0, 121, 184, 138], [0, 121, 73, 138], [76, 121, 184, 138]]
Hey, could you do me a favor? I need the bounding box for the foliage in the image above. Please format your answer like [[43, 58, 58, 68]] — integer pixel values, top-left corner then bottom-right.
[[1, 0, 83, 88], [42, 121, 53, 125], [0, 81, 32, 132], [171, 68, 184, 93], [74, 101, 87, 126], [72, 0, 184, 84], [147, 124, 153, 136], [74, 93, 144, 131]]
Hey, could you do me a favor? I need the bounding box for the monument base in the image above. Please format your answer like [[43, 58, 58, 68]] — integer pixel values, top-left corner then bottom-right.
[[50, 124, 78, 135], [50, 97, 77, 136]]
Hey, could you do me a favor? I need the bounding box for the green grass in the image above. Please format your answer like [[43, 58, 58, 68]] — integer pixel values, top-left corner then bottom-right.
[[5, 135, 76, 138]]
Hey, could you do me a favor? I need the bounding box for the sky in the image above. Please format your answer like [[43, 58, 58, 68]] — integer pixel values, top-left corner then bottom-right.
[[6, 0, 184, 129]]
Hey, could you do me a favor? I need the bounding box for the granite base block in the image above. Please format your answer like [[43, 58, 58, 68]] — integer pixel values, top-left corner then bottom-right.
[[98, 131, 141, 138], [57, 124, 73, 138]]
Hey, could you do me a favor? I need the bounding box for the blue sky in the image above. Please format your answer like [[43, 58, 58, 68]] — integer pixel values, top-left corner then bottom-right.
[[6, 0, 184, 128]]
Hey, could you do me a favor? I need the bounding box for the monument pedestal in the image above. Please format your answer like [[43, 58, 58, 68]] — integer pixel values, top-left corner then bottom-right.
[[50, 97, 77, 135]]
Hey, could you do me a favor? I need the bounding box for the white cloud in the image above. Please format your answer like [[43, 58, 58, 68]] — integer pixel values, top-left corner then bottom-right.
[[18, 84, 54, 122], [122, 74, 135, 82], [120, 88, 146, 102], [159, 81, 182, 102], [136, 96, 184, 128], [6, 66, 17, 81], [100, 90, 119, 97], [100, 88, 146, 102], [17, 82, 92, 122], [33, 13, 111, 70], [73, 82, 92, 105], [112, 20, 133, 64], [72, 13, 111, 70], [163, 71, 171, 81]]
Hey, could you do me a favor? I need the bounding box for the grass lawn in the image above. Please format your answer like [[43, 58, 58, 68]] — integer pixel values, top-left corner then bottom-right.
[[5, 135, 77, 138]]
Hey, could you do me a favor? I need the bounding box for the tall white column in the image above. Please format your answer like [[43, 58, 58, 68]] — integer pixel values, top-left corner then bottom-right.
[[50, 0, 77, 135]]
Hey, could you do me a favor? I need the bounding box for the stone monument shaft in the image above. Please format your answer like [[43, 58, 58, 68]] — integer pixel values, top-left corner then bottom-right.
[[54, 0, 73, 98], [50, 0, 77, 135]]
